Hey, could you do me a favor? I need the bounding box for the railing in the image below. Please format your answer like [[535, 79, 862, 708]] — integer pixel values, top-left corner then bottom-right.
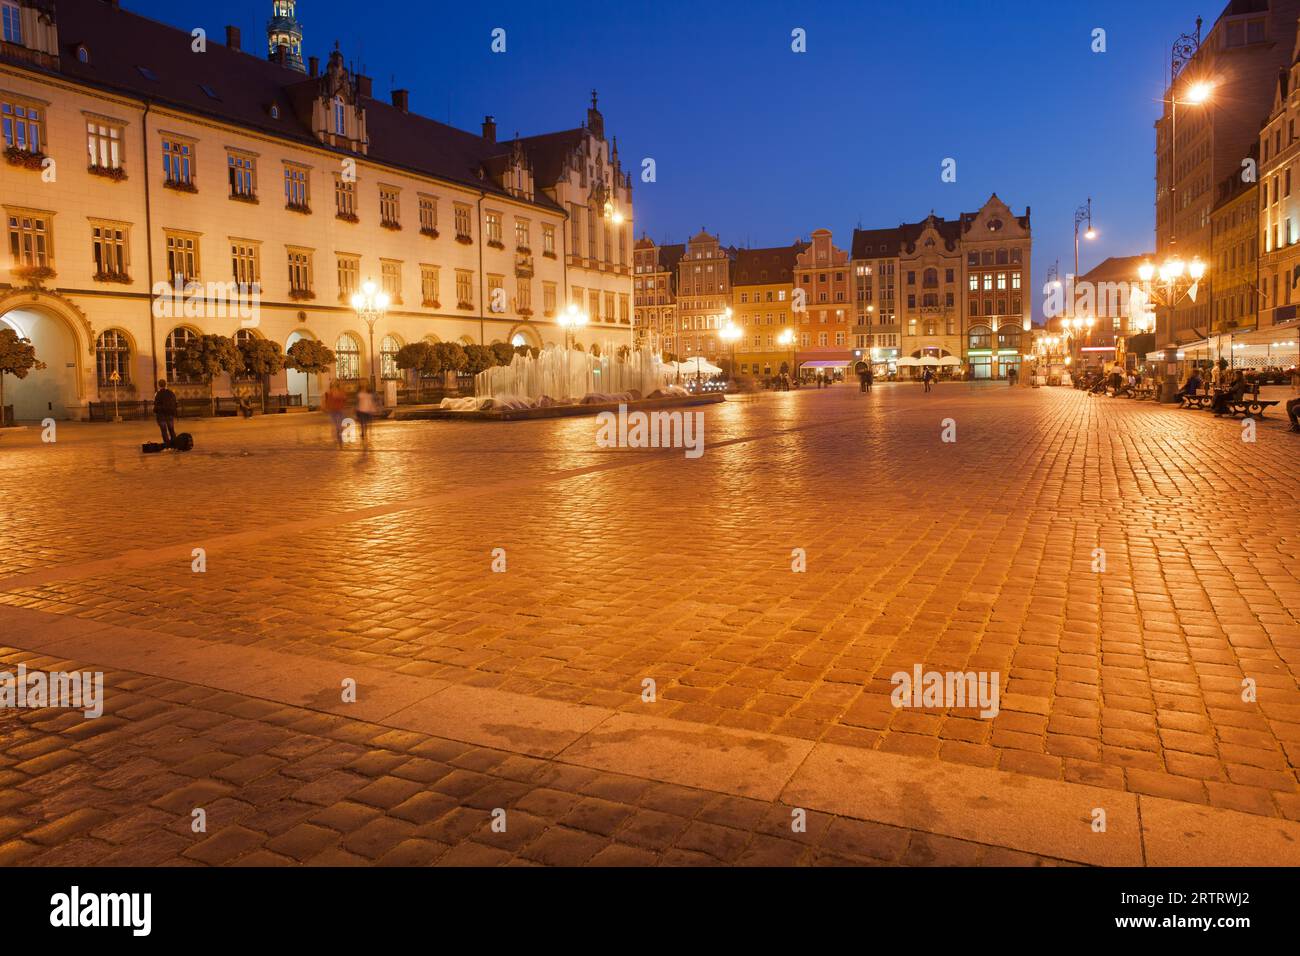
[[87, 394, 302, 421]]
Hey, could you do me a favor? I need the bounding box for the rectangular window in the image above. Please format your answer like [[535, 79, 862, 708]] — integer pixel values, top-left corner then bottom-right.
[[164, 231, 199, 284], [515, 218, 530, 250], [419, 195, 437, 234], [336, 254, 359, 299], [486, 211, 503, 245], [162, 138, 194, 186], [2, 0, 22, 44], [228, 152, 256, 198], [230, 240, 259, 287], [517, 278, 532, 312], [605, 291, 615, 323], [420, 264, 440, 306], [487, 274, 505, 312], [569, 203, 582, 254], [379, 186, 400, 227], [968, 273, 978, 291], [91, 222, 128, 278], [543, 223, 556, 254], [454, 203, 472, 241], [283, 164, 309, 210], [543, 281, 557, 315], [2, 99, 42, 152], [86, 120, 123, 170], [287, 248, 313, 294], [381, 259, 402, 303], [455, 269, 474, 308], [587, 207, 597, 260], [334, 175, 356, 219]]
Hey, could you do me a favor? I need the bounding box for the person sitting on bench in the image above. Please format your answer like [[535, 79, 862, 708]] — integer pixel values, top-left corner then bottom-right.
[[1178, 369, 1204, 399], [1212, 371, 1247, 416], [1287, 395, 1300, 433]]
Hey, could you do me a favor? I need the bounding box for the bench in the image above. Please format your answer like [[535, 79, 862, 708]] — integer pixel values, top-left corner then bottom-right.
[[1131, 387, 1155, 401], [1222, 399, 1279, 419], [1179, 393, 1214, 410]]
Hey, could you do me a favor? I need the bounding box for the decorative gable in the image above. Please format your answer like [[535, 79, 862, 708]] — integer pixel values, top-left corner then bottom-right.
[[308, 49, 367, 153]]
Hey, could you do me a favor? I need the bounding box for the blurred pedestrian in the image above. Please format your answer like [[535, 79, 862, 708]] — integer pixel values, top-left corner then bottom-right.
[[356, 382, 379, 443], [922, 367, 934, 393], [323, 381, 347, 448]]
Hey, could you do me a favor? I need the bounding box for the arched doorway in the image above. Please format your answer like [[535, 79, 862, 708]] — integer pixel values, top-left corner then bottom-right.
[[0, 304, 82, 422], [284, 329, 315, 405]]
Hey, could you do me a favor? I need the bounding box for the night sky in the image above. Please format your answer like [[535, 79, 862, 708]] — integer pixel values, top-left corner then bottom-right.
[[129, 0, 1212, 320]]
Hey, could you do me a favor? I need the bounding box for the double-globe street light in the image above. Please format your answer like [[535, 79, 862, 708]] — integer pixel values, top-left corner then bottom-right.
[[350, 280, 390, 392], [1136, 254, 1208, 401], [719, 308, 741, 387], [777, 327, 796, 384]]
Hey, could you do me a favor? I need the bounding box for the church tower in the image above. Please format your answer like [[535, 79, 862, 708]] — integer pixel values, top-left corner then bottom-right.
[[267, 0, 306, 72]]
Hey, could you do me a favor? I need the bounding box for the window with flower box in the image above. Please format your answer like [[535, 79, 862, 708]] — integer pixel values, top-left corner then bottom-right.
[[164, 230, 199, 285], [420, 264, 440, 307], [86, 118, 124, 176], [379, 186, 401, 229], [455, 269, 474, 309], [228, 151, 257, 200], [1, 98, 42, 158], [336, 254, 359, 300], [454, 203, 472, 243], [90, 221, 129, 281], [381, 259, 402, 304], [334, 174, 357, 221], [283, 164, 310, 212], [230, 240, 260, 288], [286, 247, 313, 298], [161, 137, 195, 189], [418, 195, 437, 237]]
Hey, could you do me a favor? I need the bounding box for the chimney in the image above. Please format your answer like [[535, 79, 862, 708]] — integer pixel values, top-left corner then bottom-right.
[[356, 74, 372, 98], [274, 44, 288, 67], [225, 25, 240, 51], [308, 56, 319, 77], [482, 115, 497, 143], [391, 89, 409, 113]]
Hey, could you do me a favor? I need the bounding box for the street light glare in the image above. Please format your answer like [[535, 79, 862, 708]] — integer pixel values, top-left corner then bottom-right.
[[1084, 228, 1097, 240], [1188, 258, 1207, 280], [1138, 261, 1155, 282], [1187, 81, 1212, 104]]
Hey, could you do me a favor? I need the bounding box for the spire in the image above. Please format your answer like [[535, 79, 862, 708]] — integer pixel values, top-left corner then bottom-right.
[[587, 88, 605, 139], [267, 0, 307, 73]]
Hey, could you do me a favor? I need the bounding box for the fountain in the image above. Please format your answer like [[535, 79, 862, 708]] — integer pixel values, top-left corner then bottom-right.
[[474, 344, 675, 405]]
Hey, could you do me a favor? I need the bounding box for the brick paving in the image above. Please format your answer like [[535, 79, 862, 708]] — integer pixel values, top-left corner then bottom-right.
[[1, 382, 1299, 864], [0, 646, 1069, 866]]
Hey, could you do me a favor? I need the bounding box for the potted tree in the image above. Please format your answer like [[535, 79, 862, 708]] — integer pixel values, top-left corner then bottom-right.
[[285, 338, 335, 410], [237, 337, 286, 413], [431, 341, 467, 395], [394, 341, 436, 403], [0, 328, 46, 427], [490, 341, 516, 367], [177, 333, 242, 416], [463, 344, 498, 378]]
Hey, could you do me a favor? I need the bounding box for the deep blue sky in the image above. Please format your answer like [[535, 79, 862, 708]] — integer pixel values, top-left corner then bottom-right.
[[134, 0, 1212, 319]]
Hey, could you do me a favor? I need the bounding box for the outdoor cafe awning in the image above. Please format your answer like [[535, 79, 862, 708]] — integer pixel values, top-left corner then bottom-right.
[[799, 360, 851, 369]]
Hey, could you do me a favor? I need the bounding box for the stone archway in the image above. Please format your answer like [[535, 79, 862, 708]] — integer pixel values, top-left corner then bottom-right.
[[505, 322, 542, 349], [0, 290, 92, 422], [284, 328, 318, 406]]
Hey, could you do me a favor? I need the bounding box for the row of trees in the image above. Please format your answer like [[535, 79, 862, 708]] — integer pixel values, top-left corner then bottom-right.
[[170, 334, 338, 414]]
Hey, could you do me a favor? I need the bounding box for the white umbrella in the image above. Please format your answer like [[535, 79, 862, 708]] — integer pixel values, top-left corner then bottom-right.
[[918, 356, 941, 366], [895, 356, 920, 367], [938, 356, 962, 366]]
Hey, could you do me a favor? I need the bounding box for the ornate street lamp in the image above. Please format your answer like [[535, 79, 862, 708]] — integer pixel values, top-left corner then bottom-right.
[[1136, 255, 1208, 401], [350, 279, 390, 391], [720, 313, 742, 386], [778, 327, 796, 384]]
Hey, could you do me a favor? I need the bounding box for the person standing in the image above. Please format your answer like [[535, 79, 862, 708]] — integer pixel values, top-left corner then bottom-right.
[[323, 381, 347, 448], [865, 367, 874, 393], [153, 379, 178, 446], [356, 382, 379, 443]]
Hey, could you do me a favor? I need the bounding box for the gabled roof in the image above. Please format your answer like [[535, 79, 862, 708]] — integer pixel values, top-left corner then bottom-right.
[[12, 0, 569, 210], [732, 242, 809, 285], [1078, 255, 1154, 284], [659, 243, 686, 273]]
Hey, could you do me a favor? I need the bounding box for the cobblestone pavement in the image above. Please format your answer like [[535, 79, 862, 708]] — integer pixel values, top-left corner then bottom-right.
[[2, 383, 1299, 865], [0, 646, 1067, 866]]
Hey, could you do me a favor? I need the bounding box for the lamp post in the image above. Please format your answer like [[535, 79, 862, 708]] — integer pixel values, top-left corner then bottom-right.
[[778, 327, 796, 386], [1137, 255, 1208, 401], [350, 279, 390, 392], [720, 315, 741, 389], [1072, 198, 1096, 329], [557, 302, 589, 397]]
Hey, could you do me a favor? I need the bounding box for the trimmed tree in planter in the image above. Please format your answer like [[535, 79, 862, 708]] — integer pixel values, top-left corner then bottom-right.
[[431, 341, 467, 393], [177, 333, 242, 416], [463, 344, 498, 378], [238, 337, 286, 412], [490, 341, 516, 367], [616, 344, 631, 362], [285, 338, 335, 409], [0, 327, 46, 426], [394, 341, 437, 403]]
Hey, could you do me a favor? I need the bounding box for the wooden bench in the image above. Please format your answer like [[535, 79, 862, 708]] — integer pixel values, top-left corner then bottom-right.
[[1131, 387, 1155, 401], [1222, 398, 1279, 419], [1179, 393, 1214, 410]]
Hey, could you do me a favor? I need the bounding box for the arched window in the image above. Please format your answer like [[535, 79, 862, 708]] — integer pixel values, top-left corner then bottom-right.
[[234, 328, 257, 347], [165, 327, 198, 383], [96, 330, 130, 387], [968, 325, 992, 350], [380, 334, 401, 379], [922, 268, 939, 288], [335, 332, 361, 380], [333, 97, 346, 135]]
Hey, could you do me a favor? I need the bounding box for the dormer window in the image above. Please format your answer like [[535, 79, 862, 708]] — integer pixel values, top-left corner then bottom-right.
[[333, 97, 345, 135], [1, 1, 22, 45], [269, 104, 280, 119], [76, 46, 90, 64]]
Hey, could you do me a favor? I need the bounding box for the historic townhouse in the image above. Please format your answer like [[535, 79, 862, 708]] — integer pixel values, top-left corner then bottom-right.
[[0, 0, 633, 420], [792, 228, 851, 380], [632, 235, 682, 353], [730, 241, 806, 378], [848, 195, 1032, 379], [674, 229, 733, 361]]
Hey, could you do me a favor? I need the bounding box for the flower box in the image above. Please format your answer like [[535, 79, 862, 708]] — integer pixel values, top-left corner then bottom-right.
[[517, 307, 534, 317], [336, 211, 359, 223], [457, 300, 473, 310], [93, 271, 132, 284], [13, 265, 56, 281], [542, 250, 557, 260], [422, 300, 441, 309], [163, 178, 198, 193], [487, 239, 505, 250], [420, 227, 439, 239], [288, 288, 316, 301], [380, 219, 402, 231], [285, 201, 312, 214], [87, 164, 127, 182], [229, 192, 260, 204], [4, 147, 46, 170], [455, 234, 473, 245], [516, 245, 532, 255]]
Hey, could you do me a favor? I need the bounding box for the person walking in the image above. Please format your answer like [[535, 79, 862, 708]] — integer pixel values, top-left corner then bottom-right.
[[865, 367, 874, 393], [323, 381, 347, 448], [356, 382, 379, 443], [153, 379, 178, 446], [922, 367, 934, 393]]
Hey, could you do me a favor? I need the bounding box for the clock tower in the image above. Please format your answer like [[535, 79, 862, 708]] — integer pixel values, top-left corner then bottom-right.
[[267, 0, 306, 73]]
